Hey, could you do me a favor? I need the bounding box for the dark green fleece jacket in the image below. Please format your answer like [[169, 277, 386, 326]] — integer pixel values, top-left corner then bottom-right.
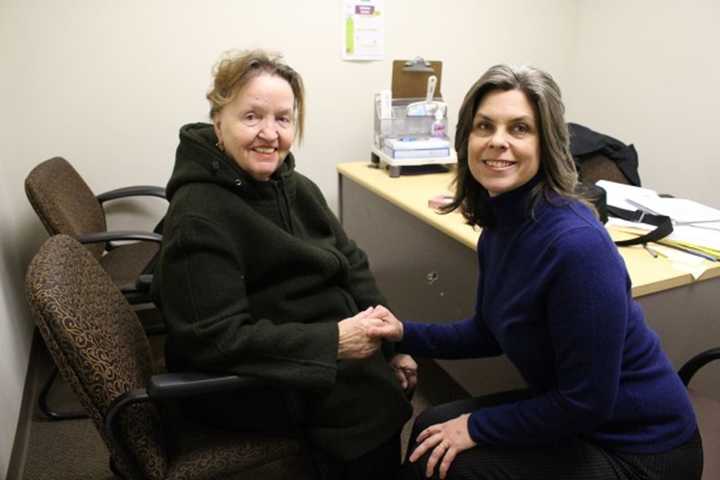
[[152, 123, 411, 460]]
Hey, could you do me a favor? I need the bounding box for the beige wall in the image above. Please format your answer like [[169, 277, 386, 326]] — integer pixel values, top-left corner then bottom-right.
[[4, 0, 719, 475], [565, 0, 720, 204]]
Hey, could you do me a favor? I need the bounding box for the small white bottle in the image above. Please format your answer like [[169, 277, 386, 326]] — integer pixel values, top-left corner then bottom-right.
[[431, 104, 446, 138]]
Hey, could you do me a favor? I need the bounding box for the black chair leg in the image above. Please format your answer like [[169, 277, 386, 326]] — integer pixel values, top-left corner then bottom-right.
[[109, 457, 128, 479], [38, 366, 88, 420]]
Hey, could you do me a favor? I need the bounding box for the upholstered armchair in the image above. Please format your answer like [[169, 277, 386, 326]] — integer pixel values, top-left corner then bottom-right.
[[25, 235, 315, 480], [25, 156, 164, 304], [25, 156, 166, 419]]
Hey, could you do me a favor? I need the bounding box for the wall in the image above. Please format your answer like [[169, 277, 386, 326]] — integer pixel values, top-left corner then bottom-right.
[[565, 0, 720, 204], [0, 159, 36, 478], [0, 0, 576, 474]]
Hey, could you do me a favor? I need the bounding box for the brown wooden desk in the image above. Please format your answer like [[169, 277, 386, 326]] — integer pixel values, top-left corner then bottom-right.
[[338, 162, 720, 399]]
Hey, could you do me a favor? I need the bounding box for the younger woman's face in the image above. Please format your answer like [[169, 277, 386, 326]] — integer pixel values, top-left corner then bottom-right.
[[467, 89, 541, 196]]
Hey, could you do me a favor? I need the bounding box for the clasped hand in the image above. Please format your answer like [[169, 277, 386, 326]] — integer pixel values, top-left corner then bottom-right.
[[337, 305, 403, 360]]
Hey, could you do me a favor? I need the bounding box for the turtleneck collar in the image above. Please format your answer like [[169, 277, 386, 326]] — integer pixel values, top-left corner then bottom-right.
[[486, 172, 545, 229]]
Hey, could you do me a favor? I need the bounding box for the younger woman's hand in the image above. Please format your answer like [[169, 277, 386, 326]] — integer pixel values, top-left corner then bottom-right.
[[367, 305, 404, 341], [409, 413, 476, 479]]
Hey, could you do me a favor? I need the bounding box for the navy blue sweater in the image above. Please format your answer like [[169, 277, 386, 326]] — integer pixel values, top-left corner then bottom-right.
[[399, 179, 696, 453]]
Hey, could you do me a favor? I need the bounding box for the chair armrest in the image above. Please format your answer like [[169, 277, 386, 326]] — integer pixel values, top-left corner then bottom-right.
[[97, 185, 166, 203], [678, 347, 720, 386], [76, 230, 162, 245], [147, 372, 270, 400], [104, 372, 305, 477], [136, 274, 153, 291], [105, 373, 275, 448]]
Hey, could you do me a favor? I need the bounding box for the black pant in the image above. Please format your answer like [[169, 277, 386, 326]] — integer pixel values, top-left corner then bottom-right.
[[402, 390, 703, 480], [178, 393, 402, 480], [314, 432, 401, 480]]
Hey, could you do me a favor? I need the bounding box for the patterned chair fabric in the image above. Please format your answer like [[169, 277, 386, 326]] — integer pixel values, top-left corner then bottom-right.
[[26, 234, 167, 479], [25, 157, 107, 258], [25, 235, 312, 480], [24, 156, 160, 293]]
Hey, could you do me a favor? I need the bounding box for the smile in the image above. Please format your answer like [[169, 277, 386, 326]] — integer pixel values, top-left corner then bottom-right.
[[253, 147, 276, 154], [483, 159, 515, 169]]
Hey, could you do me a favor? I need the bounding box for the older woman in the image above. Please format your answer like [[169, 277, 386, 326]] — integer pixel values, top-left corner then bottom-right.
[[374, 65, 702, 480], [152, 50, 413, 479]]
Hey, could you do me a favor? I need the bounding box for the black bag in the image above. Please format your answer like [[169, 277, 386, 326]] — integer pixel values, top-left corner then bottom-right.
[[606, 205, 673, 247], [569, 123, 671, 247], [569, 123, 641, 187], [574, 183, 673, 247]]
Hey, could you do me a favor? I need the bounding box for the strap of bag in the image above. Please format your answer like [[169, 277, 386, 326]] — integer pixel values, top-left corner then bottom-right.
[[607, 205, 674, 247]]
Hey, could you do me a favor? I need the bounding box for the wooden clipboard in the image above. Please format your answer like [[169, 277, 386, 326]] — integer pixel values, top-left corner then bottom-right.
[[391, 60, 443, 100]]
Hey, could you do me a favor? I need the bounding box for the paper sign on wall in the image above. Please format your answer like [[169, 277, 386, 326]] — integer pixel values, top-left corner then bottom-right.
[[342, 0, 384, 61]]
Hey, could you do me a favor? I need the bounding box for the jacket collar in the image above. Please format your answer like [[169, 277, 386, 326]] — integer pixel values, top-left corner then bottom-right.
[[168, 122, 296, 202]]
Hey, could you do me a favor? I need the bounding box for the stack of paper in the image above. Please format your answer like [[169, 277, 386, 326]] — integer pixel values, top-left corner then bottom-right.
[[598, 180, 720, 262], [383, 137, 450, 159]]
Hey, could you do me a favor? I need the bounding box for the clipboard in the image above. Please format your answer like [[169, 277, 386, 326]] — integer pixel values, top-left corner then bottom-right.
[[391, 59, 443, 100]]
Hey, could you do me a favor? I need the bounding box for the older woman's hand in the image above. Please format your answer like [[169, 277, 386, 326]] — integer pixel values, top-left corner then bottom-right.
[[409, 413, 476, 479], [337, 308, 394, 359], [390, 353, 417, 391]]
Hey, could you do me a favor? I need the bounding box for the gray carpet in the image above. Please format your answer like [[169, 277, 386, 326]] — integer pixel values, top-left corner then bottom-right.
[[19, 340, 116, 480], [23, 417, 115, 480], [18, 342, 467, 479]]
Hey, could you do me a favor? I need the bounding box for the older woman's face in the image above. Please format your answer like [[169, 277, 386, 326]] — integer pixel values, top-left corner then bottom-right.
[[213, 73, 295, 181], [468, 89, 540, 197]]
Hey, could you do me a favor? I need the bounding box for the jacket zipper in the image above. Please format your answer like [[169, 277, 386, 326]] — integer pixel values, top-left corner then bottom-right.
[[272, 179, 294, 234]]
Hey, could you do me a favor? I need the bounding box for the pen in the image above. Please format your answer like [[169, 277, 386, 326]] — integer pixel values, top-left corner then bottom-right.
[[650, 246, 668, 259], [643, 244, 669, 259]]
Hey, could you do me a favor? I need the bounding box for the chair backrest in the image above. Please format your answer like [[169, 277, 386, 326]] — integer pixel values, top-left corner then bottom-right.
[[25, 234, 167, 480], [25, 157, 107, 259]]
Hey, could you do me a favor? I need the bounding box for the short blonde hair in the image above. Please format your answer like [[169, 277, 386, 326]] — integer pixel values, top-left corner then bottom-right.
[[207, 49, 305, 141]]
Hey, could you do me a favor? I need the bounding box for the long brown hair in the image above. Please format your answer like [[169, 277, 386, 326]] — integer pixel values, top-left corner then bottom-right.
[[443, 64, 590, 226]]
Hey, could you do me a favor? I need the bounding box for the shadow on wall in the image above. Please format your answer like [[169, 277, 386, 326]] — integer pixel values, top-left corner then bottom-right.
[[102, 197, 167, 232], [0, 207, 47, 478], [2, 215, 50, 329]]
